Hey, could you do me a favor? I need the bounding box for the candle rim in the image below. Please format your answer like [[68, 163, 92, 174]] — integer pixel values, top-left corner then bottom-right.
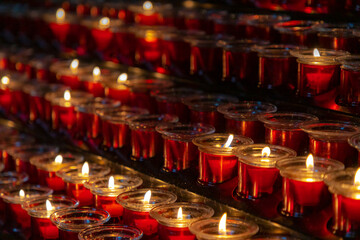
[[127, 114, 179, 130], [348, 133, 360, 151], [290, 48, 350, 64], [258, 112, 318, 130], [153, 87, 204, 103], [274, 20, 322, 33], [56, 163, 111, 183], [217, 102, 277, 120], [75, 98, 121, 114], [325, 168, 360, 199], [124, 78, 174, 91], [78, 224, 143, 240], [182, 94, 239, 111], [98, 106, 149, 123], [301, 120, 360, 140], [156, 122, 215, 142], [5, 144, 59, 163], [29, 152, 84, 172], [1, 184, 53, 204], [0, 171, 29, 186]]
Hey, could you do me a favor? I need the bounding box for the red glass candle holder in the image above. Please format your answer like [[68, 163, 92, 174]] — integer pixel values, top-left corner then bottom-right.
[[116, 188, 177, 238], [218, 102, 277, 143], [234, 144, 296, 200], [125, 79, 174, 113], [27, 55, 54, 82], [30, 152, 84, 193], [84, 175, 143, 223], [301, 121, 360, 167], [101, 2, 132, 22], [129, 2, 172, 26], [349, 133, 360, 165], [127, 114, 178, 161], [99, 106, 149, 149], [50, 208, 110, 240], [22, 195, 79, 240], [246, 15, 290, 42], [319, 29, 358, 53], [156, 123, 215, 172], [259, 112, 319, 154], [276, 156, 344, 217], [150, 202, 214, 240], [193, 133, 254, 186], [177, 8, 211, 33], [112, 25, 137, 65], [79, 224, 143, 239], [56, 163, 111, 207], [337, 55, 360, 106], [183, 94, 238, 132], [1, 185, 52, 237]]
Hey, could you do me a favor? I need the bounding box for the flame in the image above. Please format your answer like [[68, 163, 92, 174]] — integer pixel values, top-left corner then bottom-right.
[[223, 134, 234, 148], [145, 30, 156, 42], [177, 207, 183, 220], [19, 189, 25, 198], [143, 190, 151, 204], [64, 90, 71, 101], [54, 155, 63, 164], [306, 154, 314, 171], [81, 162, 89, 176], [46, 200, 54, 211], [219, 213, 227, 235], [93, 66, 101, 81], [108, 176, 115, 189], [1, 76, 9, 85], [56, 8, 65, 22], [261, 147, 271, 157], [143, 1, 153, 10], [70, 59, 79, 73], [117, 73, 128, 83], [354, 168, 360, 186], [313, 48, 320, 57], [99, 17, 110, 29]]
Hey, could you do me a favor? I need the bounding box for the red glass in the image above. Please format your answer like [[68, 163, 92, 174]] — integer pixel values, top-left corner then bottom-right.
[[178, 9, 211, 33], [246, 15, 290, 42], [318, 30, 358, 53], [60, 74, 82, 90], [281, 0, 309, 12], [91, 28, 114, 52], [59, 229, 79, 240], [131, 91, 156, 112], [163, 139, 198, 172], [131, 129, 162, 160], [105, 86, 130, 105], [158, 224, 195, 240], [339, 68, 360, 106], [66, 182, 94, 207], [95, 195, 124, 223], [76, 111, 101, 140], [113, 27, 136, 65], [7, 202, 31, 234], [16, 158, 36, 183], [29, 95, 46, 121], [275, 20, 319, 47], [52, 105, 77, 131], [123, 208, 158, 238], [135, 13, 160, 26], [82, 80, 105, 97], [225, 119, 265, 143], [190, 110, 225, 132], [265, 127, 308, 154], [31, 217, 59, 240], [135, 29, 162, 67], [102, 120, 129, 149], [49, 22, 71, 44], [38, 169, 65, 193]]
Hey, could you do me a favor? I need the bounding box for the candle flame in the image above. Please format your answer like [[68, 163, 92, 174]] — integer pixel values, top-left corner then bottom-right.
[[143, 1, 153, 10], [93, 66, 101, 80], [1, 76, 9, 85], [46, 200, 54, 211], [70, 59, 79, 73], [99, 17, 110, 29], [306, 154, 314, 171], [143, 190, 151, 204], [261, 147, 271, 157], [117, 73, 128, 83], [354, 168, 360, 186], [19, 189, 25, 198], [177, 207, 183, 220], [313, 48, 320, 57], [64, 90, 71, 101], [223, 134, 234, 148], [145, 30, 156, 42], [219, 213, 227, 235], [56, 8, 65, 22], [108, 176, 115, 189], [81, 161, 89, 176], [54, 155, 63, 164]]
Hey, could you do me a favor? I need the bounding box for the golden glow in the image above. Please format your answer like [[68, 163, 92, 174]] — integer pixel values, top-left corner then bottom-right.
[[70, 59, 79, 74], [354, 168, 360, 186], [219, 213, 227, 235], [46, 200, 54, 211], [261, 147, 271, 157], [145, 30, 157, 42], [108, 176, 115, 189], [81, 161, 89, 176], [313, 48, 320, 57], [143, 1, 153, 10], [93, 66, 101, 81], [19, 189, 25, 198], [117, 73, 128, 83], [54, 155, 63, 164], [223, 134, 234, 148], [306, 154, 314, 171], [99, 17, 110, 29], [143, 190, 151, 204], [177, 207, 183, 220], [56, 8, 65, 23], [1, 76, 9, 85], [64, 90, 71, 101]]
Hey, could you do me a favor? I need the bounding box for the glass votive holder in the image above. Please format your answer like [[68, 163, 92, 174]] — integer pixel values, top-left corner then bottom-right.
[[1, 185, 53, 237], [259, 112, 319, 154], [26, 55, 54, 82], [301, 121, 360, 167], [112, 25, 137, 65], [276, 155, 344, 217], [84, 175, 143, 223], [193, 133, 254, 186], [234, 144, 296, 199], [116, 188, 177, 238], [129, 2, 172, 26], [79, 224, 143, 240], [150, 202, 214, 240], [56, 163, 111, 207], [217, 102, 277, 143], [319, 29, 358, 53], [29, 152, 84, 193], [50, 208, 110, 240], [349, 133, 360, 165], [189, 216, 259, 240], [183, 94, 238, 132], [99, 106, 149, 150], [125, 79, 174, 113], [127, 114, 179, 161], [177, 8, 211, 33], [22, 195, 79, 240], [156, 123, 215, 172]]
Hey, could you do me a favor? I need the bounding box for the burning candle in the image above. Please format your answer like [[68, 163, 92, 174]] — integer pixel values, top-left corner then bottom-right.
[[103, 72, 136, 105], [79, 225, 143, 239], [129, 1, 171, 26], [90, 17, 118, 53], [85, 175, 143, 223], [50, 208, 110, 240], [29, 152, 84, 193], [56, 161, 111, 206], [22, 195, 79, 240], [217, 102, 277, 143], [117, 188, 177, 238], [276, 154, 344, 217], [234, 144, 296, 199], [189, 213, 259, 240], [150, 202, 214, 240], [79, 66, 107, 97], [193, 133, 253, 185], [156, 123, 215, 172]]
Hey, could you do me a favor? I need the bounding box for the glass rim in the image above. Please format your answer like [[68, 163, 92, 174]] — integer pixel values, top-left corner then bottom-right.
[[253, 44, 302, 58], [1, 184, 53, 204], [246, 14, 290, 26], [78, 224, 143, 240], [348, 133, 360, 150], [6, 144, 59, 163], [290, 48, 350, 64], [219, 39, 269, 51], [29, 152, 84, 172], [56, 163, 111, 184], [258, 112, 319, 130], [99, 106, 149, 123], [217, 102, 277, 120], [125, 79, 174, 91], [153, 88, 204, 102], [324, 168, 360, 199], [0, 171, 29, 187], [337, 55, 360, 70], [156, 122, 216, 141], [183, 94, 239, 111], [274, 20, 323, 33], [127, 114, 179, 130], [75, 98, 121, 113], [301, 120, 360, 140]]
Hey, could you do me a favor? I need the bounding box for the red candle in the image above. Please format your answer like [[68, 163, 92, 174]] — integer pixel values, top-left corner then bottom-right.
[[337, 55, 360, 106], [218, 102, 277, 143], [26, 55, 54, 82], [156, 123, 215, 172], [235, 144, 296, 200], [79, 66, 113, 97], [104, 72, 138, 105], [319, 29, 358, 53], [89, 17, 120, 53], [276, 155, 344, 217], [193, 133, 253, 186], [150, 202, 214, 240], [177, 8, 211, 33], [117, 188, 177, 238], [259, 112, 319, 154], [129, 1, 172, 26], [127, 114, 178, 161]]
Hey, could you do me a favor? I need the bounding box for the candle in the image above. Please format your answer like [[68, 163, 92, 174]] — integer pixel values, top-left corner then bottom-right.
[[319, 29, 358, 53], [150, 202, 214, 240], [177, 8, 211, 33], [56, 161, 111, 206], [183, 94, 238, 132], [129, 1, 171, 26], [193, 133, 254, 185], [189, 213, 259, 240], [29, 152, 84, 193], [116, 188, 177, 238], [26, 55, 54, 82], [156, 123, 215, 172], [104, 72, 140, 105], [22, 195, 79, 240], [89, 17, 120, 53], [79, 66, 108, 97], [235, 144, 296, 199], [217, 102, 277, 143], [127, 114, 179, 161], [79, 225, 143, 239], [259, 112, 319, 154], [276, 154, 344, 217], [50, 208, 110, 240], [85, 175, 143, 223]]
